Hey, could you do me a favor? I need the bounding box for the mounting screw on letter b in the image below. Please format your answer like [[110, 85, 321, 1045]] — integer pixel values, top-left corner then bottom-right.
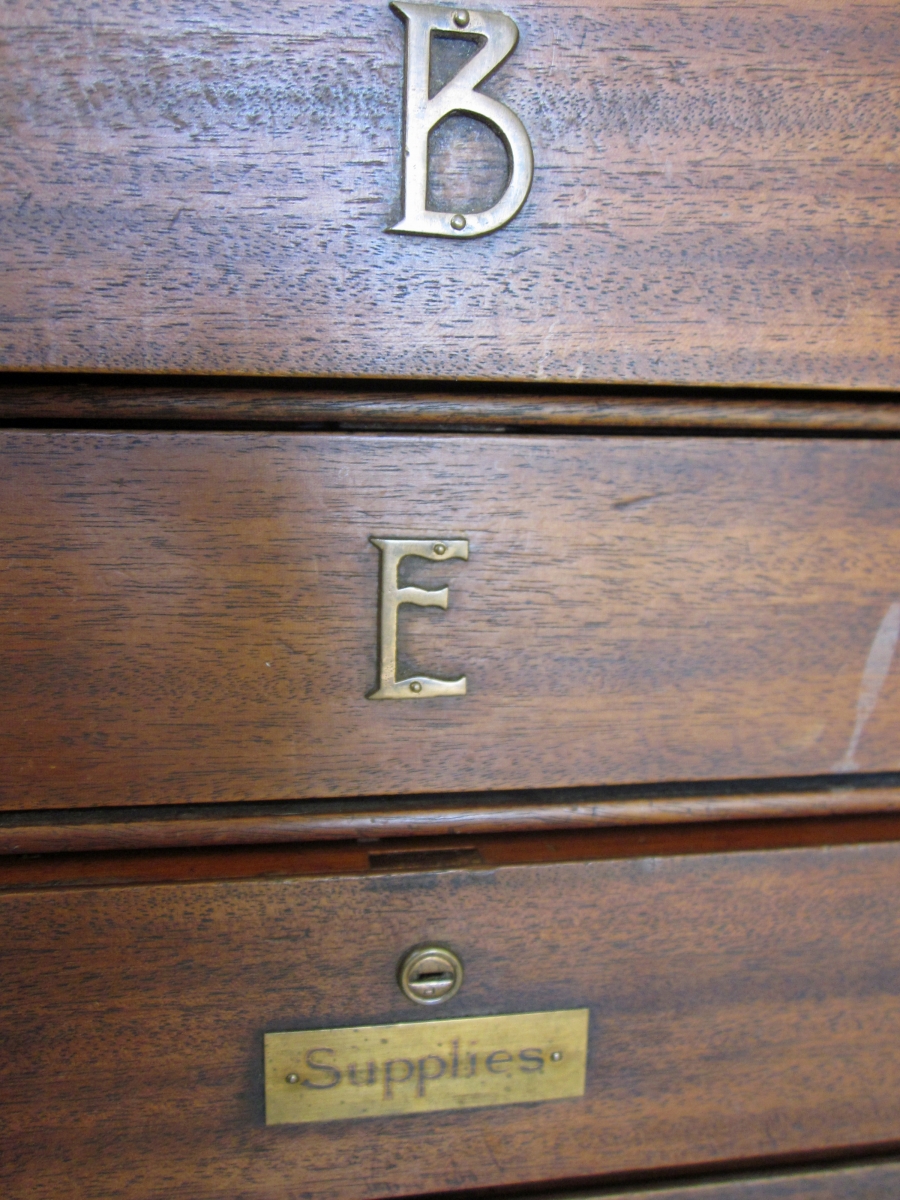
[[389, 2, 534, 238]]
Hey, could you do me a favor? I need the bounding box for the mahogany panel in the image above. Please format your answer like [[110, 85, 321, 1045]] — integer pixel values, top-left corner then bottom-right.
[[1, 0, 898, 387], [3, 432, 900, 810], [2, 840, 900, 1198]]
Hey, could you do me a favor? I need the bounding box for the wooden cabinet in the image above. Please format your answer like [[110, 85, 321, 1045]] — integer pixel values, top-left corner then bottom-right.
[[2, 0, 900, 1197]]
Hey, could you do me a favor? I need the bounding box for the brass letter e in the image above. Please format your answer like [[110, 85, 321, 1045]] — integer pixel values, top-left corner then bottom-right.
[[368, 537, 468, 699]]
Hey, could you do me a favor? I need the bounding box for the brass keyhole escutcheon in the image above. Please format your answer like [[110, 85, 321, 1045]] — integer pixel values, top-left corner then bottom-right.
[[398, 945, 463, 1005]]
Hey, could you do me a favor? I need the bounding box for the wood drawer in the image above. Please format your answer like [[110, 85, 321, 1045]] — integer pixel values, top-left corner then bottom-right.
[[2, 431, 900, 810], [2, 830, 900, 1199], [1, 0, 897, 387]]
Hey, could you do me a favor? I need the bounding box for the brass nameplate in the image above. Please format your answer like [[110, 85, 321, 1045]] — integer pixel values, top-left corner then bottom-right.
[[264, 1009, 588, 1125]]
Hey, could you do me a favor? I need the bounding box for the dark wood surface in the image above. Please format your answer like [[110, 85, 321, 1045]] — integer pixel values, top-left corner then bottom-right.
[[3, 838, 900, 1198], [3, 432, 900, 810], [2, 381, 900, 431], [3, 811, 900, 889], [3, 784, 900, 855], [1, 0, 897, 387], [550, 1157, 900, 1198], [0, 379, 900, 432]]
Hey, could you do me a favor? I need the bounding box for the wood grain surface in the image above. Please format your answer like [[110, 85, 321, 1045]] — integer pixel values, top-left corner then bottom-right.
[[3, 784, 900, 855], [3, 431, 900, 810], [3, 380, 900, 431], [2, 840, 900, 1198], [1, 0, 898, 387], [546, 1158, 900, 1198]]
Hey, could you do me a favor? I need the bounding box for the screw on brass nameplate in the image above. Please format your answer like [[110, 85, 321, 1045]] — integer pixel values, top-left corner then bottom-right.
[[264, 1009, 588, 1125]]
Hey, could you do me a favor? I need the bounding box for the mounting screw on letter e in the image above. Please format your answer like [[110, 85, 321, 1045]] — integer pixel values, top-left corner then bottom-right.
[[389, 2, 534, 238]]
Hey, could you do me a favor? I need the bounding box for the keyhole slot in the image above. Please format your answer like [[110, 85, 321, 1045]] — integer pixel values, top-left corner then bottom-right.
[[398, 946, 464, 1005]]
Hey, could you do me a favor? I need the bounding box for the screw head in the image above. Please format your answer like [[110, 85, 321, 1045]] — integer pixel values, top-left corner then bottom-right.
[[450, 213, 466, 231], [433, 542, 447, 555], [286, 1072, 300, 1084], [453, 9, 469, 27], [409, 681, 423, 693], [550, 1051, 563, 1063]]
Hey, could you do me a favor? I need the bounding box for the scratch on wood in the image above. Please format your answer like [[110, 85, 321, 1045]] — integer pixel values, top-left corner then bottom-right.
[[611, 492, 665, 511], [836, 602, 900, 772]]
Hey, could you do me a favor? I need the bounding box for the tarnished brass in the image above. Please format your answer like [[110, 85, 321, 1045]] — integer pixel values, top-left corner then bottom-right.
[[389, 2, 533, 238], [265, 1009, 589, 1125], [398, 945, 464, 1004], [367, 536, 468, 700]]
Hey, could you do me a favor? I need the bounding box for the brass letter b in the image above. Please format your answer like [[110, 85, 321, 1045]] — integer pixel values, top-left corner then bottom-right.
[[390, 2, 534, 238]]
